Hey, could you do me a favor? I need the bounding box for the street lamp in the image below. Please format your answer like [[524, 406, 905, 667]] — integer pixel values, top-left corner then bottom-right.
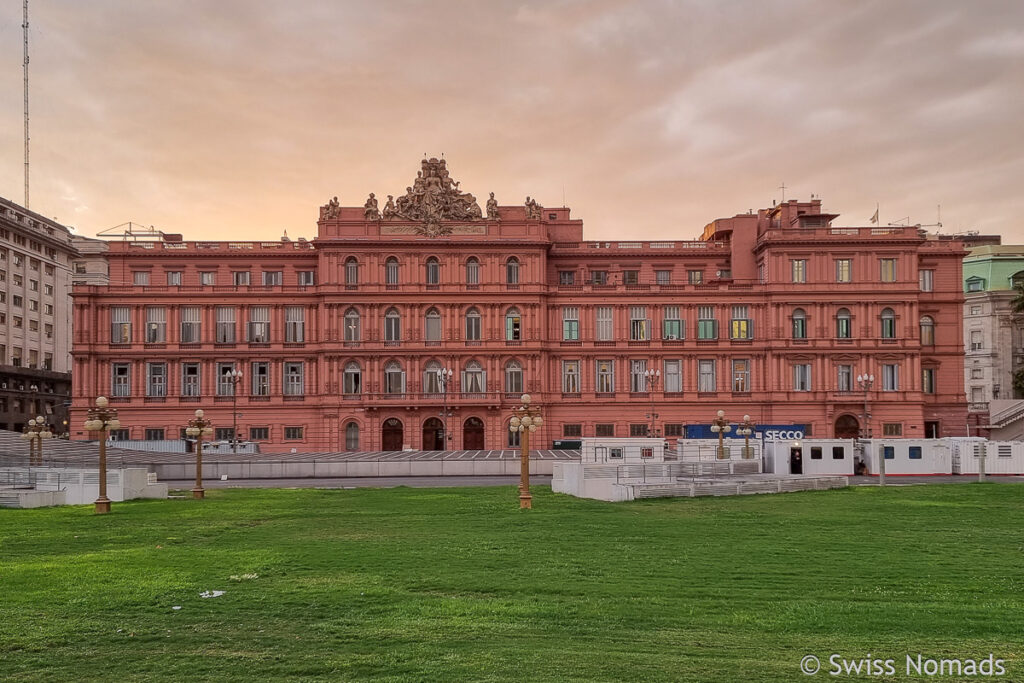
[[436, 367, 454, 450], [509, 393, 543, 509], [83, 396, 122, 514], [643, 366, 661, 437], [21, 416, 53, 465], [737, 414, 756, 459], [710, 409, 731, 459], [228, 367, 243, 452], [185, 409, 214, 499], [856, 373, 875, 439]]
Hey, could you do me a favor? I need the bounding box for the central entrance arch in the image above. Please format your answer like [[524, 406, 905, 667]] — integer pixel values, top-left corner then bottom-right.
[[834, 414, 860, 439], [382, 418, 403, 451], [422, 417, 445, 451], [463, 417, 485, 450]]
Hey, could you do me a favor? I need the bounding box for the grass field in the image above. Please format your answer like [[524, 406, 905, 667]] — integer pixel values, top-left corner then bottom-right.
[[1, 484, 1022, 681]]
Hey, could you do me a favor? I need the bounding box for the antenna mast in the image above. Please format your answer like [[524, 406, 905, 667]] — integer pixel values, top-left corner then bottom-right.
[[23, 0, 30, 208]]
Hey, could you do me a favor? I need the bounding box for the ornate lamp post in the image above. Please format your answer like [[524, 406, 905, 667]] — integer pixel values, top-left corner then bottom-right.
[[856, 373, 875, 439], [737, 414, 756, 459], [710, 409, 731, 459], [22, 416, 52, 465], [643, 366, 661, 437], [185, 409, 214, 499], [228, 367, 243, 452], [509, 393, 543, 509], [436, 367, 454, 449], [83, 396, 121, 514]]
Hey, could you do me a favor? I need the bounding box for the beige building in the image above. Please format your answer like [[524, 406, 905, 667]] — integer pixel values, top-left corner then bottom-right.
[[0, 195, 79, 432]]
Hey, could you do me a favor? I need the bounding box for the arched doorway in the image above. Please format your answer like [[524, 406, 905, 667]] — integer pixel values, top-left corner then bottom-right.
[[382, 418, 403, 451], [463, 417, 485, 450], [834, 414, 860, 439], [422, 417, 445, 451]]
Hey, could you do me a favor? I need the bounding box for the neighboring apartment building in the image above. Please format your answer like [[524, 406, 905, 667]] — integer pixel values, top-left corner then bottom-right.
[[0, 195, 78, 433], [70, 159, 969, 452], [963, 244, 1024, 439]]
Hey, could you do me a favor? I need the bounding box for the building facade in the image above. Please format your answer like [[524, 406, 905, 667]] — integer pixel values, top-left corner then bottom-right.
[[70, 160, 969, 452], [963, 245, 1024, 438], [0, 195, 78, 433]]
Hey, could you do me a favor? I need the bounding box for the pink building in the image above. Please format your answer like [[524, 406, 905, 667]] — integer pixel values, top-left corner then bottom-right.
[[71, 159, 968, 452]]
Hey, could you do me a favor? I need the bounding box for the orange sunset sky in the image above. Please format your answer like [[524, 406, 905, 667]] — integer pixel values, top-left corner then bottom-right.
[[1, 1, 1022, 242]]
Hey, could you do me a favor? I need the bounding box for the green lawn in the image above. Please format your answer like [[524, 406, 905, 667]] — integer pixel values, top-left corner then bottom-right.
[[1, 484, 1022, 681]]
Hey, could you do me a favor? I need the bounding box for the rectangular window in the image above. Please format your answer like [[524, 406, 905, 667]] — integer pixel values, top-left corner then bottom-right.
[[664, 359, 681, 393], [562, 360, 580, 394], [596, 359, 615, 393], [922, 368, 936, 394], [730, 305, 752, 339], [793, 364, 812, 392], [698, 359, 716, 392], [248, 306, 270, 343], [663, 306, 682, 340], [630, 359, 648, 393], [232, 271, 250, 286], [146, 363, 167, 397], [655, 270, 671, 285], [811, 447, 823, 460], [609, 446, 623, 459], [111, 306, 131, 343], [284, 362, 304, 396], [596, 423, 615, 437], [111, 363, 131, 397], [688, 269, 703, 284], [167, 271, 182, 286], [732, 359, 750, 392], [133, 271, 150, 286], [563, 424, 582, 437], [919, 269, 934, 292], [882, 423, 903, 437], [623, 270, 639, 285], [181, 363, 201, 397], [791, 259, 807, 283], [215, 427, 235, 442], [262, 271, 282, 286], [558, 271, 575, 285], [285, 306, 305, 343], [883, 445, 895, 459], [298, 270, 315, 286], [145, 428, 165, 441], [180, 306, 201, 343], [630, 424, 648, 437], [909, 446, 922, 460], [562, 307, 579, 340], [216, 306, 236, 343], [882, 364, 899, 391], [29, 279, 38, 291], [200, 271, 216, 286], [284, 427, 304, 440], [969, 330, 982, 351], [629, 307, 649, 341], [835, 259, 852, 283], [44, 284, 53, 296], [837, 365, 852, 392], [43, 303, 53, 316], [596, 306, 613, 341], [217, 363, 238, 396], [697, 306, 717, 339], [251, 362, 269, 396], [880, 258, 897, 282], [465, 312, 481, 340], [590, 270, 607, 285], [832, 446, 845, 460], [464, 260, 478, 285], [665, 424, 684, 437], [250, 427, 270, 441], [146, 307, 167, 343]]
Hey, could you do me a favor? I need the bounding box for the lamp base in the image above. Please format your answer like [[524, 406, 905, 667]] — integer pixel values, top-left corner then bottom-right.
[[94, 497, 112, 514], [192, 487, 206, 500], [519, 491, 532, 509]]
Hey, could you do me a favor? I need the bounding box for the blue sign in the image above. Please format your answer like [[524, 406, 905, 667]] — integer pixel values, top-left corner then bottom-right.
[[684, 424, 806, 440]]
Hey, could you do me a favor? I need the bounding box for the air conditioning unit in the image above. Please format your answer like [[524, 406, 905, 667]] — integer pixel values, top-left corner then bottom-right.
[[665, 334, 678, 340]]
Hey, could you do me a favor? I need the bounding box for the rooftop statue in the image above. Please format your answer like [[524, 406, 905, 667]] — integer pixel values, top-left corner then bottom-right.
[[364, 193, 380, 221], [388, 158, 483, 230]]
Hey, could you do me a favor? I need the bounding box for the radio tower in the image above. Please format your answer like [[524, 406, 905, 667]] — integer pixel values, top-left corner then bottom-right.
[[23, 0, 30, 208]]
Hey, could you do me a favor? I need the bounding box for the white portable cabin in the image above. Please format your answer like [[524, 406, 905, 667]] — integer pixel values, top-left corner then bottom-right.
[[580, 437, 668, 463], [763, 439, 856, 476], [676, 437, 762, 461], [949, 438, 1024, 474], [862, 439, 951, 475], [554, 437, 670, 501]]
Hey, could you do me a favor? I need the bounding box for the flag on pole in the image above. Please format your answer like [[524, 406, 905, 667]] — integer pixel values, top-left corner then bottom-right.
[[869, 206, 879, 224]]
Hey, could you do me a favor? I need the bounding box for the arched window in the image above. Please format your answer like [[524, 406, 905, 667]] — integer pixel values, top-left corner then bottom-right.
[[384, 361, 405, 394], [424, 308, 442, 342], [505, 307, 522, 341], [343, 362, 361, 394], [344, 308, 361, 342], [465, 307, 481, 341], [880, 308, 896, 339], [506, 257, 520, 285], [385, 257, 400, 285], [1011, 270, 1024, 289], [423, 360, 442, 394], [505, 360, 523, 394], [792, 308, 807, 339], [462, 360, 486, 394], [425, 257, 440, 285], [920, 315, 935, 346], [345, 257, 359, 285], [836, 308, 852, 339], [465, 257, 480, 285], [345, 422, 359, 451], [384, 308, 401, 342]]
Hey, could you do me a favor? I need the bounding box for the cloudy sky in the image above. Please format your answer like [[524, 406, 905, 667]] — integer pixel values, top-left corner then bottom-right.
[[0, 0, 1022, 242]]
